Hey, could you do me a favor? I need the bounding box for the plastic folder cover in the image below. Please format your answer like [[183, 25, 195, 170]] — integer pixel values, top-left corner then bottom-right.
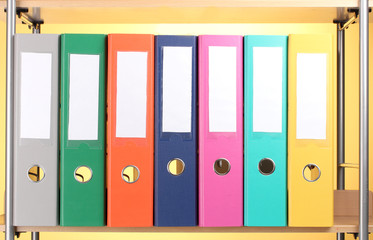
[[107, 34, 154, 227], [60, 34, 106, 226], [154, 35, 197, 226], [288, 34, 335, 227], [199, 35, 243, 227], [14, 34, 60, 226], [244, 35, 288, 227]]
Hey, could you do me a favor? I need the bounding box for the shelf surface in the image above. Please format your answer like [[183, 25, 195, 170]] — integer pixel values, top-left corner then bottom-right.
[[0, 0, 371, 8], [0, 216, 370, 233], [0, 0, 372, 24], [0, 190, 371, 233]]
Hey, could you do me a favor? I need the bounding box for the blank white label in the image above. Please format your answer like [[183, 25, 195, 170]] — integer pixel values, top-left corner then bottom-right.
[[296, 53, 327, 140], [162, 47, 192, 133], [208, 46, 237, 133], [68, 54, 100, 140], [253, 47, 283, 133], [116, 52, 148, 138], [20, 52, 52, 139]]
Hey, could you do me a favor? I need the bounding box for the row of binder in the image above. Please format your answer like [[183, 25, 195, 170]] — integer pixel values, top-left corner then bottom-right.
[[13, 33, 334, 228]]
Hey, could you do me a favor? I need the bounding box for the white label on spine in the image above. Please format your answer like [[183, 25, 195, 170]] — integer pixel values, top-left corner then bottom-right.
[[68, 54, 100, 140], [162, 47, 192, 133], [20, 52, 52, 139], [253, 47, 283, 133], [116, 51, 148, 138], [208, 46, 237, 132], [296, 53, 327, 140]]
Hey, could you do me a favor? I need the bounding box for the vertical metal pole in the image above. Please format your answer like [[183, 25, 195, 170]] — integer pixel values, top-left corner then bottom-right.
[[31, 232, 39, 240], [31, 7, 41, 34], [359, 0, 369, 239], [337, 27, 346, 191], [337, 26, 345, 240], [335, 8, 348, 240], [31, 22, 40, 240], [32, 27, 40, 34], [5, 0, 15, 239]]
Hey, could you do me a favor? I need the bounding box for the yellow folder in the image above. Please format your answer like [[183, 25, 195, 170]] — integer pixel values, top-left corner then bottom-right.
[[288, 34, 335, 227]]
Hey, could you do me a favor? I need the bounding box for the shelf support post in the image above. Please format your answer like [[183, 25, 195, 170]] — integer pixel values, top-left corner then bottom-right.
[[336, 20, 346, 240], [5, 0, 15, 239], [31, 7, 41, 34], [31, 232, 39, 240], [31, 13, 40, 239], [359, 0, 369, 239], [334, 8, 357, 238], [337, 23, 346, 193]]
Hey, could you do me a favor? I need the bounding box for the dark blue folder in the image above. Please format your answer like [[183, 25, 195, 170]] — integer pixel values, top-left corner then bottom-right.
[[154, 35, 197, 226]]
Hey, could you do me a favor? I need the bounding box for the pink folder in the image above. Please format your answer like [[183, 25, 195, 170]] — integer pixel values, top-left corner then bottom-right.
[[198, 35, 243, 227]]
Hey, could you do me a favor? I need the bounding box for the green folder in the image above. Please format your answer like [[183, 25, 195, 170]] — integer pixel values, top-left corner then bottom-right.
[[60, 34, 106, 226]]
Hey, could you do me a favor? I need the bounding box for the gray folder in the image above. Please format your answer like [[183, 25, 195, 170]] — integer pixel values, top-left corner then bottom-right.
[[13, 34, 59, 226]]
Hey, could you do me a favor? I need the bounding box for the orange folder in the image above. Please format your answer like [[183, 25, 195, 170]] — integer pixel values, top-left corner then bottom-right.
[[107, 34, 154, 227]]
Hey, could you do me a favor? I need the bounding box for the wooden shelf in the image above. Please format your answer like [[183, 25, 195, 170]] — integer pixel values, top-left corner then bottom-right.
[[0, 0, 371, 8], [0, 190, 371, 233], [0, 0, 372, 24], [0, 216, 370, 233]]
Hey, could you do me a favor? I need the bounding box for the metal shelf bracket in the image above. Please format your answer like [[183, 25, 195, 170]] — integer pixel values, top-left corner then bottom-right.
[[3, 7, 44, 33]]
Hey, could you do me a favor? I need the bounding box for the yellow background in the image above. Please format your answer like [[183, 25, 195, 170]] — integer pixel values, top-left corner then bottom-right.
[[0, 21, 371, 239]]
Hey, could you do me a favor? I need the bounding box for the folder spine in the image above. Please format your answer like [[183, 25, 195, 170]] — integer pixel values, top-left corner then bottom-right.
[[154, 35, 198, 227], [60, 34, 106, 226], [288, 34, 334, 227], [107, 34, 154, 227], [199, 35, 243, 227], [244, 35, 288, 227], [13, 33, 60, 226]]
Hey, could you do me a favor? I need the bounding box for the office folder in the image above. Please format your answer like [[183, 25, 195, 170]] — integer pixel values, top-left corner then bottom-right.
[[288, 34, 334, 227], [107, 34, 154, 227], [199, 35, 243, 227], [60, 34, 106, 226], [154, 35, 197, 226], [244, 35, 288, 227], [13, 34, 59, 226]]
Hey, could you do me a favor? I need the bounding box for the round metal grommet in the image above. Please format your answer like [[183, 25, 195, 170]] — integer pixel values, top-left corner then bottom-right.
[[213, 158, 231, 176], [122, 165, 140, 183], [258, 158, 276, 176], [167, 158, 185, 176], [74, 165, 92, 183], [303, 163, 321, 182]]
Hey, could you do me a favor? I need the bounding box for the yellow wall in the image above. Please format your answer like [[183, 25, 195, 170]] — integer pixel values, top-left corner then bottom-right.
[[0, 22, 371, 240]]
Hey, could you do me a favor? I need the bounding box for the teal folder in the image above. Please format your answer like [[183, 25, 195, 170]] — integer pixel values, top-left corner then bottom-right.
[[60, 34, 106, 226], [244, 35, 288, 226]]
